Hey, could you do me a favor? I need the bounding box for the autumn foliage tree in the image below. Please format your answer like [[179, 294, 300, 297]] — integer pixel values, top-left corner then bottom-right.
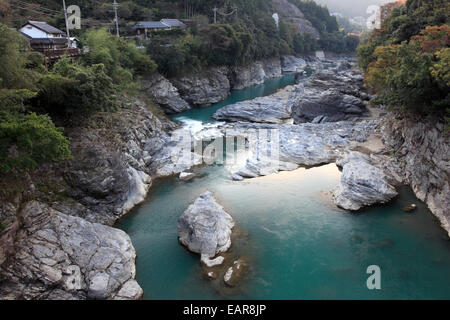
[[359, 0, 449, 124], [412, 25, 450, 54], [365, 25, 449, 116]]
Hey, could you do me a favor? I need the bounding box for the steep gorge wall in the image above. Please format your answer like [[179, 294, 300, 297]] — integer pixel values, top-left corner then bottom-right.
[[169, 58, 284, 108], [0, 97, 178, 300], [381, 116, 450, 236]]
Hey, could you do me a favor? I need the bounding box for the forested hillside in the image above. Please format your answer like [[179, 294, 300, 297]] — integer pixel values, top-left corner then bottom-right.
[[0, 23, 156, 174], [357, 0, 449, 125], [1, 1, 360, 76], [0, 0, 359, 175], [2, 0, 358, 62]]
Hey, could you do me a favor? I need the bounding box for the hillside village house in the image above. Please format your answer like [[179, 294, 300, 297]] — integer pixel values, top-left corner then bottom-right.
[[160, 19, 187, 29], [132, 18, 187, 38], [20, 21, 80, 63], [21, 20, 65, 38]]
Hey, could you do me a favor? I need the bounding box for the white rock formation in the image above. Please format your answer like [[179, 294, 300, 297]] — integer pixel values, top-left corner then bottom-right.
[[333, 152, 398, 211], [177, 192, 234, 258]]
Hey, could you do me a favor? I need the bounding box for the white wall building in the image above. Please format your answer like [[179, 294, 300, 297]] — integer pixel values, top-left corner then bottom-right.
[[20, 21, 66, 39], [20, 21, 78, 49]]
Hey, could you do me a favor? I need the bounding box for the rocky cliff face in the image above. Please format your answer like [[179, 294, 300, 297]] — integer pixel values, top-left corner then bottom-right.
[[229, 57, 282, 90], [292, 69, 369, 124], [171, 67, 231, 108], [55, 98, 177, 225], [272, 0, 320, 39], [141, 74, 191, 114], [0, 97, 178, 300], [167, 58, 283, 108], [0, 202, 142, 300], [381, 116, 450, 236]]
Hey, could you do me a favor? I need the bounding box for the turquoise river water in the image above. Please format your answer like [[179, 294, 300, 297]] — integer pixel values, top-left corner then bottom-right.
[[116, 74, 450, 300]]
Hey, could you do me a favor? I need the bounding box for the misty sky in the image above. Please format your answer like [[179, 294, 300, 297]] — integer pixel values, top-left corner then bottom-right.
[[314, 0, 400, 17]]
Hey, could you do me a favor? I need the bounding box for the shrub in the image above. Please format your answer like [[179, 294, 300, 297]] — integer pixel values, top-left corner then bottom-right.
[[34, 58, 117, 120], [0, 89, 70, 173], [82, 28, 157, 86], [0, 111, 70, 172]]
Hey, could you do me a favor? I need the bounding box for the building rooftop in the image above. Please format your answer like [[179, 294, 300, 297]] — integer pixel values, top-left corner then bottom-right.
[[132, 21, 170, 30], [23, 21, 65, 35], [160, 19, 186, 28]]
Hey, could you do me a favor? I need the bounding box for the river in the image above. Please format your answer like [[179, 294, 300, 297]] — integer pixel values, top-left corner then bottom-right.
[[116, 73, 450, 300]]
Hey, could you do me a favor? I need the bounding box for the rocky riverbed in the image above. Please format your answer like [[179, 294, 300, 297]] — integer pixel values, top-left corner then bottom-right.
[[145, 56, 448, 235], [142, 56, 310, 112], [170, 58, 449, 234], [1, 54, 448, 300]]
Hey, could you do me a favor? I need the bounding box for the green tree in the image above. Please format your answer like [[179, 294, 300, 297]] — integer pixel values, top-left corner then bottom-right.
[[431, 48, 450, 87], [0, 89, 70, 173], [0, 24, 42, 89], [0, 24, 71, 173], [34, 58, 117, 121], [197, 24, 244, 66], [365, 25, 449, 116], [82, 28, 156, 87]]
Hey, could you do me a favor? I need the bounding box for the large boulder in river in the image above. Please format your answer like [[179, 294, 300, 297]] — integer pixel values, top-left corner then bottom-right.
[[177, 192, 235, 258], [333, 152, 398, 211], [141, 74, 190, 114], [293, 88, 366, 123], [213, 85, 300, 124]]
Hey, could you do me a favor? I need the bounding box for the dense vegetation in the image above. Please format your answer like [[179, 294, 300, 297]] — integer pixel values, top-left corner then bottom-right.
[[0, 0, 361, 173], [145, 0, 358, 76], [357, 0, 449, 124], [0, 24, 156, 173], [1, 0, 359, 77], [0, 24, 70, 172], [289, 0, 338, 34]]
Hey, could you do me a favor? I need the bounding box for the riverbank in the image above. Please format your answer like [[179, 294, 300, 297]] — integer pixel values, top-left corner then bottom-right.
[[1, 55, 448, 300], [0, 57, 305, 299], [116, 57, 449, 299], [117, 165, 450, 299], [142, 55, 324, 113]]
